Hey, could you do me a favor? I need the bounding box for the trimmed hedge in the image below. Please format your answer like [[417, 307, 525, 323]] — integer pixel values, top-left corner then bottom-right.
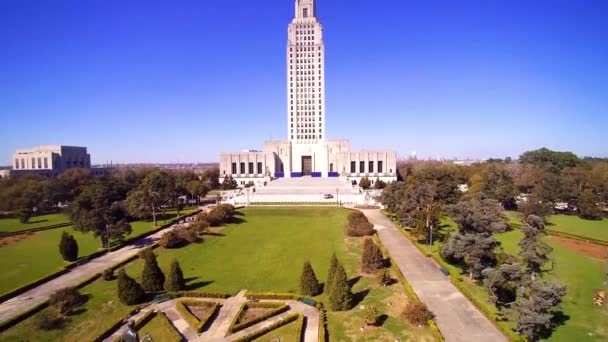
[[232, 313, 301, 342], [170, 291, 231, 299], [92, 308, 140, 342], [175, 300, 220, 333], [428, 319, 445, 342], [227, 302, 289, 334], [244, 291, 302, 300], [317, 302, 328, 342], [0, 222, 73, 237], [295, 313, 305, 341], [155, 311, 183, 341]]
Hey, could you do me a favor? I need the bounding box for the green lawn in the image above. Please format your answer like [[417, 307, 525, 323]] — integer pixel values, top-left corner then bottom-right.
[[505, 211, 608, 242], [0, 209, 197, 296], [138, 313, 181, 341], [0, 207, 436, 341], [252, 320, 300, 342], [0, 212, 71, 234]]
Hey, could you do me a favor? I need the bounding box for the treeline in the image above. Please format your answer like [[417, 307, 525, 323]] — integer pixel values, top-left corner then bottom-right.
[[0, 167, 221, 246], [386, 147, 607, 226]]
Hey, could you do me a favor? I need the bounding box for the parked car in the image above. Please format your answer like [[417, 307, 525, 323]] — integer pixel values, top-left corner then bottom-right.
[[323, 193, 334, 199]]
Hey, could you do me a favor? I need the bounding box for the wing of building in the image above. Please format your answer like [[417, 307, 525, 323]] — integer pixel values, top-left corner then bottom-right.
[[219, 0, 397, 187], [11, 145, 110, 177]]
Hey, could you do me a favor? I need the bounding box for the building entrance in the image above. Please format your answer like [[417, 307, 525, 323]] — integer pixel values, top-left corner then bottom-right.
[[302, 156, 312, 176]]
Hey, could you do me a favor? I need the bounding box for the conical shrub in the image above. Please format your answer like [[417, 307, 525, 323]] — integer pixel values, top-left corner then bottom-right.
[[140, 248, 165, 292], [59, 231, 79, 262], [165, 259, 185, 292], [328, 259, 353, 311], [299, 261, 322, 296], [325, 253, 339, 294], [117, 269, 145, 305]]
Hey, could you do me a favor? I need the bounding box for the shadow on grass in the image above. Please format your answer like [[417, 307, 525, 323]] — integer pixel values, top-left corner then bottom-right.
[[186, 280, 214, 291], [229, 216, 247, 225], [352, 288, 370, 306], [202, 232, 226, 237], [538, 311, 570, 340], [376, 314, 389, 327], [25, 219, 48, 225], [348, 276, 361, 288]]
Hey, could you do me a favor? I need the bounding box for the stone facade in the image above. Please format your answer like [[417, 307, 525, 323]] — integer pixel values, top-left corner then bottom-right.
[[11, 145, 93, 177], [219, 0, 397, 186]]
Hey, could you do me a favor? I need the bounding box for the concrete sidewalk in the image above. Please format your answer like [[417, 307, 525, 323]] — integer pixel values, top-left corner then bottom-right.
[[362, 209, 507, 342]]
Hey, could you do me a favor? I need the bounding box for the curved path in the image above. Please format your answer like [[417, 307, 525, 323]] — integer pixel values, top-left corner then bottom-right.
[[361, 209, 507, 342]]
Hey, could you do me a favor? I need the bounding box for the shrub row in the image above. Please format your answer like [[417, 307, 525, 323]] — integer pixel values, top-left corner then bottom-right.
[[316, 302, 328, 342], [111, 309, 155, 342], [232, 313, 301, 342], [176, 300, 220, 333], [0, 222, 73, 237], [227, 302, 289, 334], [245, 291, 302, 300], [295, 313, 305, 341], [345, 210, 375, 237], [156, 311, 183, 341], [428, 320, 445, 342], [244, 302, 286, 309], [170, 291, 232, 299]]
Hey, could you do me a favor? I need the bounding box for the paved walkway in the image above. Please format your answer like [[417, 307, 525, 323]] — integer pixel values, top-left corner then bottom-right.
[[362, 209, 507, 342], [0, 209, 203, 324], [198, 290, 248, 341]]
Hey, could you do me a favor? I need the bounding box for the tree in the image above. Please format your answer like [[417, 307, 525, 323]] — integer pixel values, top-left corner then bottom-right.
[[18, 206, 33, 224], [577, 189, 602, 220], [359, 177, 371, 190], [378, 269, 391, 286], [201, 167, 220, 190], [125, 170, 175, 226], [450, 192, 508, 234], [402, 303, 434, 326], [361, 238, 383, 273], [35, 311, 62, 330], [325, 253, 339, 295], [58, 231, 79, 262], [328, 260, 353, 311], [440, 232, 497, 280], [159, 230, 185, 248], [70, 178, 132, 248], [519, 193, 553, 221], [299, 261, 322, 296], [49, 287, 85, 316], [481, 165, 517, 209], [364, 305, 378, 326], [519, 148, 580, 170], [221, 175, 238, 190], [515, 280, 567, 341], [519, 215, 552, 278], [373, 178, 387, 189], [165, 259, 185, 292], [139, 248, 165, 292], [186, 180, 209, 206], [482, 262, 522, 306], [117, 269, 145, 305]]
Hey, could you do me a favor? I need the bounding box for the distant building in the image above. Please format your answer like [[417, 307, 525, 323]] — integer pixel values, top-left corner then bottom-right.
[[11, 145, 107, 177], [219, 0, 397, 187]]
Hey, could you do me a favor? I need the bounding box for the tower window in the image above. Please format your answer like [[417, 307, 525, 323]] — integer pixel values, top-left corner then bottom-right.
[[303, 8, 308, 18]]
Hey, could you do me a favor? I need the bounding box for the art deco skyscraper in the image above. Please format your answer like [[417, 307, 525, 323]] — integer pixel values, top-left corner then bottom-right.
[[287, 0, 325, 145]]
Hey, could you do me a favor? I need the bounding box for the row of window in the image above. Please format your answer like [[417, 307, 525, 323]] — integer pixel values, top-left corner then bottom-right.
[[231, 162, 264, 175], [289, 46, 322, 52], [349, 161, 385, 174], [289, 52, 322, 58]]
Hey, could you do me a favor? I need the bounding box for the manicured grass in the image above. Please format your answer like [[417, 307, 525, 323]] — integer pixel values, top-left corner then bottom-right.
[[0, 213, 71, 234], [494, 230, 608, 341], [0, 275, 134, 342], [1, 207, 436, 341], [251, 320, 300, 342], [0, 209, 197, 296], [0, 226, 100, 296], [505, 211, 608, 242], [138, 313, 181, 341]]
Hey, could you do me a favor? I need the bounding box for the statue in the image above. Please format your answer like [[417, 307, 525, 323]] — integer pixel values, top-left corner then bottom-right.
[[121, 319, 139, 342]]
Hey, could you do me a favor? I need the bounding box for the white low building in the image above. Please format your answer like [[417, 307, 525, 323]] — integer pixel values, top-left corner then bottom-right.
[[220, 0, 397, 187]]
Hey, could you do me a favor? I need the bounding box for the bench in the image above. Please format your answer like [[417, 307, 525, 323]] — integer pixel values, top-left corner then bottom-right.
[[440, 267, 450, 276]]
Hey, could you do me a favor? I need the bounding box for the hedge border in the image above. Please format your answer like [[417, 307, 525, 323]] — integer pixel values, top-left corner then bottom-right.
[[176, 299, 220, 333], [170, 291, 232, 299], [155, 311, 183, 341], [316, 302, 328, 342], [295, 313, 305, 341], [0, 222, 73, 237], [244, 291, 302, 301], [232, 313, 301, 342], [227, 302, 289, 335], [0, 210, 199, 306], [92, 308, 140, 342]]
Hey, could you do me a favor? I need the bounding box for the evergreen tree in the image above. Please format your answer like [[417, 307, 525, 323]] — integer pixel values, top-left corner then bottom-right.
[[515, 280, 567, 341], [519, 215, 552, 278], [328, 260, 353, 311], [58, 231, 79, 262], [361, 238, 384, 273], [325, 253, 339, 294], [164, 259, 185, 292], [117, 269, 145, 305], [378, 269, 391, 286], [299, 261, 321, 296], [139, 248, 165, 292], [364, 305, 378, 326]]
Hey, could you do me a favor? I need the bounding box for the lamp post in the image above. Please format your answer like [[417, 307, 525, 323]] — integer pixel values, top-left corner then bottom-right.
[[428, 225, 433, 256], [336, 188, 340, 207]]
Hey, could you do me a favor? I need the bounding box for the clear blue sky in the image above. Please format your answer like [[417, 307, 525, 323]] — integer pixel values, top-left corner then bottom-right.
[[1, 0, 607, 164]]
